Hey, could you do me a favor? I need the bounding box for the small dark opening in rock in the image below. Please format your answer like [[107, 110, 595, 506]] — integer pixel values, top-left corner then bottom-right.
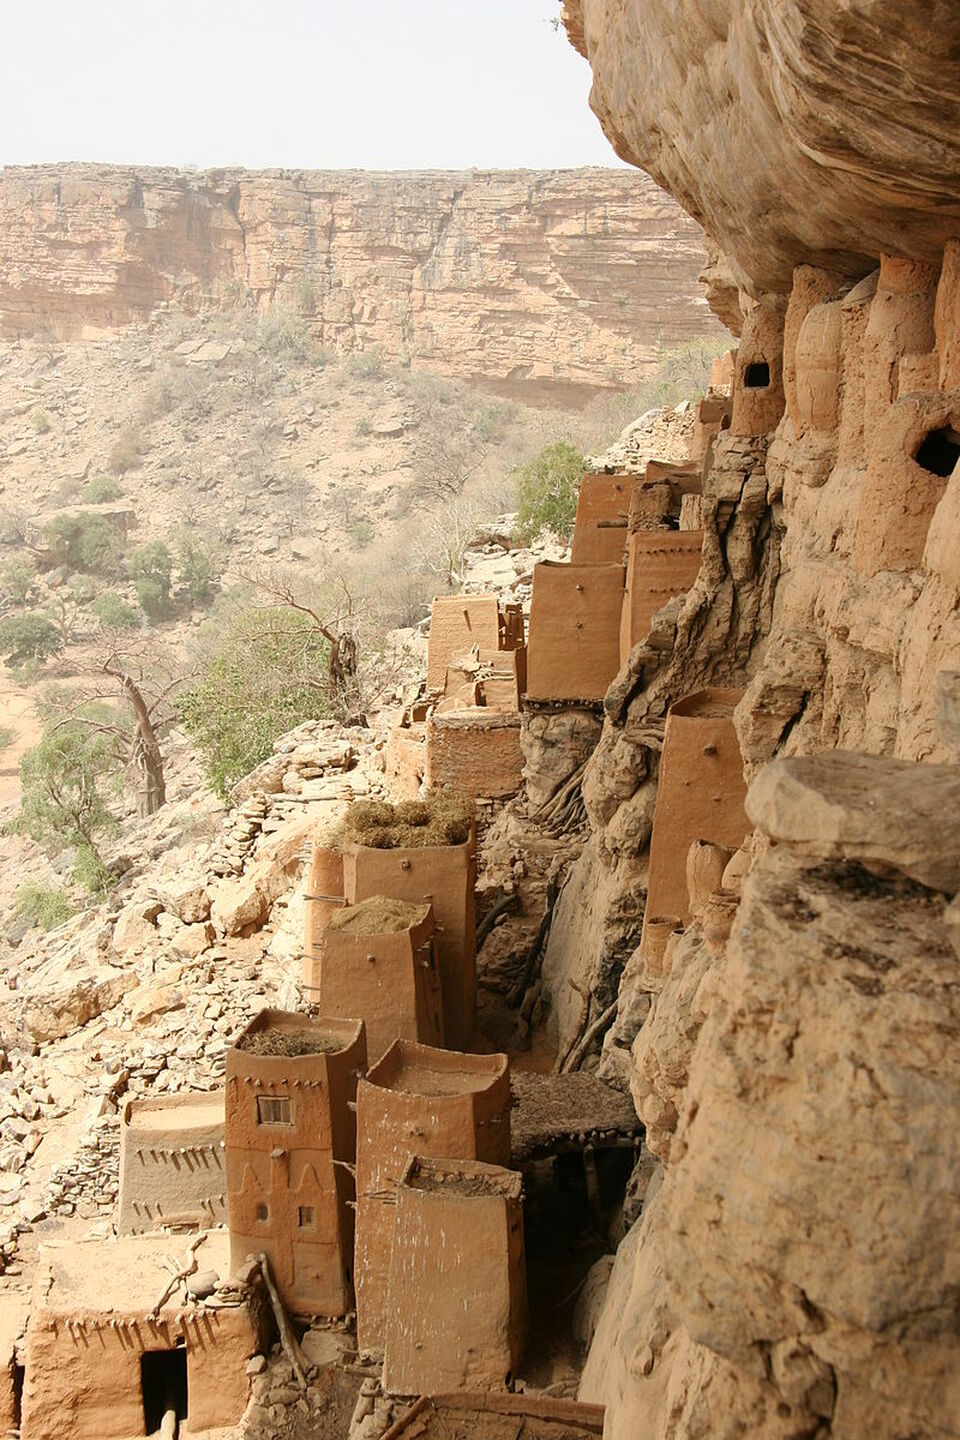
[[720, 414, 731, 430], [12, 1364, 23, 1427], [141, 1347, 188, 1436], [744, 361, 770, 389], [914, 425, 960, 477]]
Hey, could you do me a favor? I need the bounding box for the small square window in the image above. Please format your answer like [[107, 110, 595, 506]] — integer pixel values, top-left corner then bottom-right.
[[255, 1203, 268, 1222], [257, 1095, 292, 1126], [298, 1206, 314, 1229]]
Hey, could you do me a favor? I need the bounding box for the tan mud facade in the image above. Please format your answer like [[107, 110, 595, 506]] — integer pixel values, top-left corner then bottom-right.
[[118, 1091, 226, 1236], [527, 562, 626, 703], [382, 1156, 526, 1396], [225, 1011, 364, 1318], [354, 1043, 510, 1356], [307, 898, 444, 1064], [20, 1231, 264, 1440]]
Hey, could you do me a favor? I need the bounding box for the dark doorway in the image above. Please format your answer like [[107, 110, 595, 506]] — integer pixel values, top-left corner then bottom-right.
[[915, 424, 960, 478], [520, 1145, 637, 1386], [141, 1347, 188, 1436], [744, 361, 770, 389], [11, 1363, 23, 1428]]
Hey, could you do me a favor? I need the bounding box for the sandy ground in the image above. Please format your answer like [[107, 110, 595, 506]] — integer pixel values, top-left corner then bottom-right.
[[0, 675, 40, 808]]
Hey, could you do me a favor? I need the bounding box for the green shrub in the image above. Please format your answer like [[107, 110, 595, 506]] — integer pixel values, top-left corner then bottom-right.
[[43, 512, 124, 576], [31, 408, 50, 436], [0, 553, 37, 604], [513, 441, 584, 544], [257, 308, 316, 364], [134, 578, 164, 617], [0, 509, 27, 546], [179, 605, 330, 798], [92, 590, 140, 630], [81, 474, 123, 504], [295, 277, 316, 316], [175, 533, 219, 605], [16, 722, 119, 855], [14, 881, 74, 932], [0, 614, 62, 667], [72, 843, 115, 898], [130, 541, 173, 618], [349, 519, 375, 550], [345, 347, 383, 379]]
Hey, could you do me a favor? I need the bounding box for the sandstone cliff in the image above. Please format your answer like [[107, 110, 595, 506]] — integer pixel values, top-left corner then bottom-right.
[[0, 165, 721, 401], [546, 5, 960, 1438], [563, 0, 960, 298]]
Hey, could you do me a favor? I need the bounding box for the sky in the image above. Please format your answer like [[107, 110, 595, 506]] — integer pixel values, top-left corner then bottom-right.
[[0, 1, 623, 171]]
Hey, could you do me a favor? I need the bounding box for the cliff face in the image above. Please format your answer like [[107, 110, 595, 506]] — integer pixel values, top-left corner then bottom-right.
[[564, 0, 960, 297], [0, 165, 721, 401], [551, 5, 960, 1438]]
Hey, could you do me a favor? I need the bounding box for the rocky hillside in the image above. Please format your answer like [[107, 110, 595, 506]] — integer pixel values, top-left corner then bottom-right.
[[543, 4, 960, 1439], [0, 165, 722, 402]]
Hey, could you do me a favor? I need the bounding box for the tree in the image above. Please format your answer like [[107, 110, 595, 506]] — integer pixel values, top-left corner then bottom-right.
[[17, 722, 119, 859], [0, 553, 38, 605], [44, 576, 98, 647], [513, 441, 584, 544], [130, 541, 173, 618], [410, 386, 495, 510], [413, 495, 490, 590], [175, 532, 219, 605], [232, 568, 360, 717], [179, 600, 333, 798], [0, 614, 62, 667], [39, 635, 189, 817]]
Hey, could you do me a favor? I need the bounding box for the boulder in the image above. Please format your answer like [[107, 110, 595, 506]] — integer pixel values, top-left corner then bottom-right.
[[746, 751, 960, 893], [150, 874, 211, 924], [945, 895, 960, 961], [112, 902, 158, 955], [20, 969, 137, 1044], [935, 670, 960, 756], [300, 1329, 342, 1369], [210, 815, 315, 937], [169, 922, 215, 959], [130, 980, 186, 1026]]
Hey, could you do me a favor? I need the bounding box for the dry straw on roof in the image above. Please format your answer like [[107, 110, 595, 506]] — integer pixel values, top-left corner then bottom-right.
[[328, 789, 474, 850], [328, 895, 431, 934]]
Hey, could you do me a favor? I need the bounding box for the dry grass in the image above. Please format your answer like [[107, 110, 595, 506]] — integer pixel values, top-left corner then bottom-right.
[[237, 1027, 342, 1056], [331, 788, 474, 850], [328, 895, 431, 934]]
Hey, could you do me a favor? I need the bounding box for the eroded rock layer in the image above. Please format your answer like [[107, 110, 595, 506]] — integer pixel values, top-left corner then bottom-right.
[[0, 164, 721, 400]]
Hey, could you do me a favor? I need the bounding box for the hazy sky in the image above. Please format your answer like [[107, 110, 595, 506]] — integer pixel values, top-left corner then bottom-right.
[[0, 1, 622, 171]]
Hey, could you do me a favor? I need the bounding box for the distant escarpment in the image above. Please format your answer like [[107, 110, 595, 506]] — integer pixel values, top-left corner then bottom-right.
[[0, 164, 722, 401]]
